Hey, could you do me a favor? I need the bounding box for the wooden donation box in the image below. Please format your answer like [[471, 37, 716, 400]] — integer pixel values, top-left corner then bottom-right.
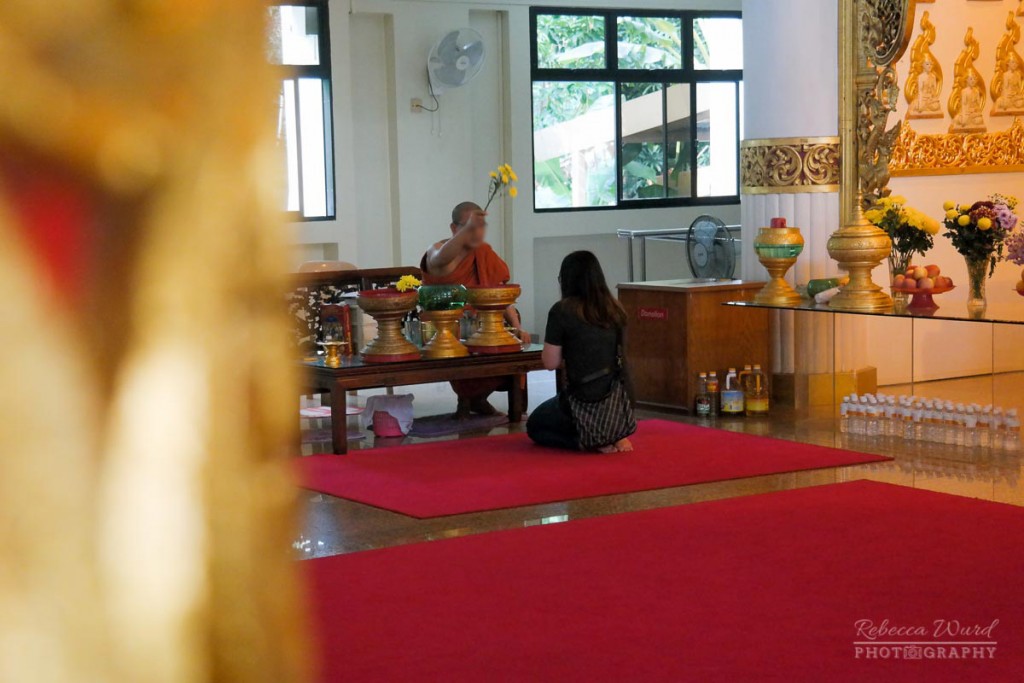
[[617, 280, 770, 412]]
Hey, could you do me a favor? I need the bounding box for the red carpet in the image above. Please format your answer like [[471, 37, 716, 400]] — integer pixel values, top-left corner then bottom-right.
[[305, 481, 1023, 682], [294, 420, 889, 517]]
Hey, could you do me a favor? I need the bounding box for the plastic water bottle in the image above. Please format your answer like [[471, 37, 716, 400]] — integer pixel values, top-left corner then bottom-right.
[[839, 396, 850, 434], [964, 408, 978, 448], [1006, 409, 1021, 452]]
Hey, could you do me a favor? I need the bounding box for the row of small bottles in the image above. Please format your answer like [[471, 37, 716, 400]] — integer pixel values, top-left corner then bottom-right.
[[695, 365, 769, 418], [839, 393, 1022, 452]]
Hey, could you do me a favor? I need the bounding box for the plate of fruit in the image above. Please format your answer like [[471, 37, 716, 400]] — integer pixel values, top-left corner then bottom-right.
[[892, 264, 954, 311]]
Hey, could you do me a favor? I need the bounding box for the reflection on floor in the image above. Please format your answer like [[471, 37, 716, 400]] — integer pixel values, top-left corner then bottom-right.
[[296, 371, 1023, 560]]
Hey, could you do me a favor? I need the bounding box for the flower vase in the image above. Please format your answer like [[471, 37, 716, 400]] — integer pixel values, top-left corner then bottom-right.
[[888, 252, 912, 312], [965, 257, 989, 316]]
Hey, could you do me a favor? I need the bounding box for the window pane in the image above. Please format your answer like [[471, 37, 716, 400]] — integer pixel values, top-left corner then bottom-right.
[[532, 81, 617, 209], [267, 5, 321, 66], [666, 84, 693, 198], [617, 16, 682, 70], [694, 17, 742, 70], [536, 14, 606, 69], [621, 84, 665, 201], [696, 82, 738, 197], [279, 79, 300, 213], [298, 78, 328, 218]]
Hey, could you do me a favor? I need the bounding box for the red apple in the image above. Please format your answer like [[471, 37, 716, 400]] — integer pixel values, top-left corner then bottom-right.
[[1016, 280, 1024, 294], [925, 265, 941, 279], [919, 277, 935, 290], [903, 278, 917, 290], [913, 266, 928, 280], [893, 274, 906, 287]]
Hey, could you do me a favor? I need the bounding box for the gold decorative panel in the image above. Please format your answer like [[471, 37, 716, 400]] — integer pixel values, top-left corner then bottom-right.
[[739, 137, 841, 194], [890, 117, 1024, 175], [906, 12, 944, 119]]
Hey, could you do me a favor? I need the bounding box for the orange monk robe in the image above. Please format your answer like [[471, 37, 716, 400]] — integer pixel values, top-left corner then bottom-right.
[[420, 241, 514, 403], [419, 242, 510, 286]]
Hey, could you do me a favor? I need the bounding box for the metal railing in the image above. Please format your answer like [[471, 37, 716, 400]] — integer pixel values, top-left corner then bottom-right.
[[617, 225, 741, 281]]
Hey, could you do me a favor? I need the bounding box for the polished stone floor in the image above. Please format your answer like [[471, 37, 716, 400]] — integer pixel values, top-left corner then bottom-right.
[[295, 371, 1024, 560]]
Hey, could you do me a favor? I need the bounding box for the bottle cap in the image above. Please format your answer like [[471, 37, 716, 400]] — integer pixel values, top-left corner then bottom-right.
[[753, 364, 762, 370], [770, 217, 787, 228], [699, 372, 707, 377], [728, 368, 736, 372]]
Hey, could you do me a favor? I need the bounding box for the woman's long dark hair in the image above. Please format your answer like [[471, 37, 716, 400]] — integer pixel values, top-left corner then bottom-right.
[[558, 250, 626, 329]]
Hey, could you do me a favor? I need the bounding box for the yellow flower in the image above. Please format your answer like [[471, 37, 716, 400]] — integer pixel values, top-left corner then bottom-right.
[[509, 186, 518, 198], [923, 218, 940, 235], [864, 209, 882, 224], [957, 215, 971, 227], [395, 274, 422, 292], [890, 195, 907, 205], [489, 171, 497, 179], [509, 170, 519, 182], [977, 217, 992, 230], [943, 200, 956, 211], [944, 209, 958, 220], [501, 173, 509, 184]]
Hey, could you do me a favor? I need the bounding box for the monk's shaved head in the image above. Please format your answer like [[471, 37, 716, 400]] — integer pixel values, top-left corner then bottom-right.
[[451, 201, 482, 227]]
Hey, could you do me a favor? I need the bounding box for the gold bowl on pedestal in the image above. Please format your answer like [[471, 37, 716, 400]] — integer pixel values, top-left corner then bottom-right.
[[420, 308, 469, 359], [356, 289, 421, 363], [464, 284, 523, 355], [826, 209, 892, 312], [753, 226, 805, 306]]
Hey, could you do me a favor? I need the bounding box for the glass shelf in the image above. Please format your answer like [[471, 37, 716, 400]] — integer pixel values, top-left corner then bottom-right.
[[724, 294, 1024, 326]]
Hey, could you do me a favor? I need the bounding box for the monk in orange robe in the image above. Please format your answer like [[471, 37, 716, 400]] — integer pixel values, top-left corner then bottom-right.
[[422, 201, 530, 418]]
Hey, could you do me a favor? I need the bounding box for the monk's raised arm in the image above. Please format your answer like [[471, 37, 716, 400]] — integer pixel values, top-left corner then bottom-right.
[[424, 210, 485, 275]]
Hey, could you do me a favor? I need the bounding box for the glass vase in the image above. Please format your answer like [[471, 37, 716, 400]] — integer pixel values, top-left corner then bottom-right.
[[965, 257, 989, 316], [888, 251, 913, 312]]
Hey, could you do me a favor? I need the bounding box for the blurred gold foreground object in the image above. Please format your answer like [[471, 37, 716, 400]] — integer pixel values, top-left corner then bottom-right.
[[0, 1, 309, 682]]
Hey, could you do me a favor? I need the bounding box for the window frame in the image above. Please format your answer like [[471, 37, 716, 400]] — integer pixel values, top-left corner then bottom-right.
[[274, 0, 337, 222], [529, 7, 742, 213]]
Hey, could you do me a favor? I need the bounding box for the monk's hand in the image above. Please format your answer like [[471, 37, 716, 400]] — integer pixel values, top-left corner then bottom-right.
[[515, 328, 532, 345], [459, 210, 488, 232]]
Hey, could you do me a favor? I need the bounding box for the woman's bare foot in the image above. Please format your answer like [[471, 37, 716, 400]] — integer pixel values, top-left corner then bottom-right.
[[614, 438, 634, 452]]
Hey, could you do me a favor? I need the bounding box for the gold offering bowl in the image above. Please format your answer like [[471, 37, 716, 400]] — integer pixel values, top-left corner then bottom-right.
[[826, 221, 892, 312], [753, 227, 805, 306], [464, 284, 523, 354], [318, 341, 348, 368], [356, 289, 421, 363], [420, 308, 469, 359]]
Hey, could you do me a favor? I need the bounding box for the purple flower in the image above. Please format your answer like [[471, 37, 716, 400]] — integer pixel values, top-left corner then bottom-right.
[[1008, 231, 1024, 266]]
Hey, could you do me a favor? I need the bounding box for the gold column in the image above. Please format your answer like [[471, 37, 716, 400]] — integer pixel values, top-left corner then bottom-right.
[[829, 0, 917, 312]]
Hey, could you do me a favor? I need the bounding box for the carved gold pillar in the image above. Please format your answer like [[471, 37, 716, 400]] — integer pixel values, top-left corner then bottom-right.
[[828, 0, 916, 312]]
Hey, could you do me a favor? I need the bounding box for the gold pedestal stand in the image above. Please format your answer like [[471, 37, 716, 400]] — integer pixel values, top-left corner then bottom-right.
[[465, 285, 523, 355], [826, 208, 893, 312], [753, 227, 805, 305], [318, 341, 348, 368], [357, 290, 421, 363], [420, 308, 469, 359]]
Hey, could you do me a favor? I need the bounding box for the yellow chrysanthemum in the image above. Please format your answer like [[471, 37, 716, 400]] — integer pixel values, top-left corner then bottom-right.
[[509, 170, 519, 182], [489, 171, 497, 179], [890, 195, 907, 205], [395, 274, 422, 292], [943, 200, 956, 211], [957, 215, 971, 227], [923, 218, 940, 235], [864, 209, 882, 223], [501, 173, 509, 184], [944, 209, 958, 220], [509, 187, 518, 198], [977, 217, 992, 230]]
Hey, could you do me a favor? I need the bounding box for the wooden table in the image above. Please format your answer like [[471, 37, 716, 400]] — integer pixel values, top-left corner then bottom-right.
[[303, 345, 547, 454]]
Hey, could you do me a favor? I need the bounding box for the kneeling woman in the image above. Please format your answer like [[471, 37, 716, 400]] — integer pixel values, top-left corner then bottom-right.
[[527, 251, 637, 453]]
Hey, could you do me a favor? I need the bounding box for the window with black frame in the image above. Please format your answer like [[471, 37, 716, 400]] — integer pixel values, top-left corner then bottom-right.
[[530, 9, 742, 211], [268, 2, 336, 220]]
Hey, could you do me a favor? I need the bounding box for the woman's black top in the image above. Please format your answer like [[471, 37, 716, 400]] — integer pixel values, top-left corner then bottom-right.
[[544, 300, 621, 402]]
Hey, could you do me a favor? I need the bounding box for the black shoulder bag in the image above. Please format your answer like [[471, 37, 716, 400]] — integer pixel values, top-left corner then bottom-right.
[[562, 326, 637, 450]]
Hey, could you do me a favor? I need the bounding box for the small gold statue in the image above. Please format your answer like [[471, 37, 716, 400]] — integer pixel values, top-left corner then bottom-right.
[[992, 13, 1024, 116], [906, 12, 943, 119], [948, 28, 988, 134]]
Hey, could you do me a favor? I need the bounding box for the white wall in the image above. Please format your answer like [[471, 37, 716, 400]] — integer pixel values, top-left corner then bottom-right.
[[290, 0, 742, 331]]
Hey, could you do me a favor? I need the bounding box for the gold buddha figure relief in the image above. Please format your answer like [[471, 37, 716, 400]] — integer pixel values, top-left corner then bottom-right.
[[992, 13, 1024, 116], [905, 12, 943, 119], [948, 28, 987, 134]]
